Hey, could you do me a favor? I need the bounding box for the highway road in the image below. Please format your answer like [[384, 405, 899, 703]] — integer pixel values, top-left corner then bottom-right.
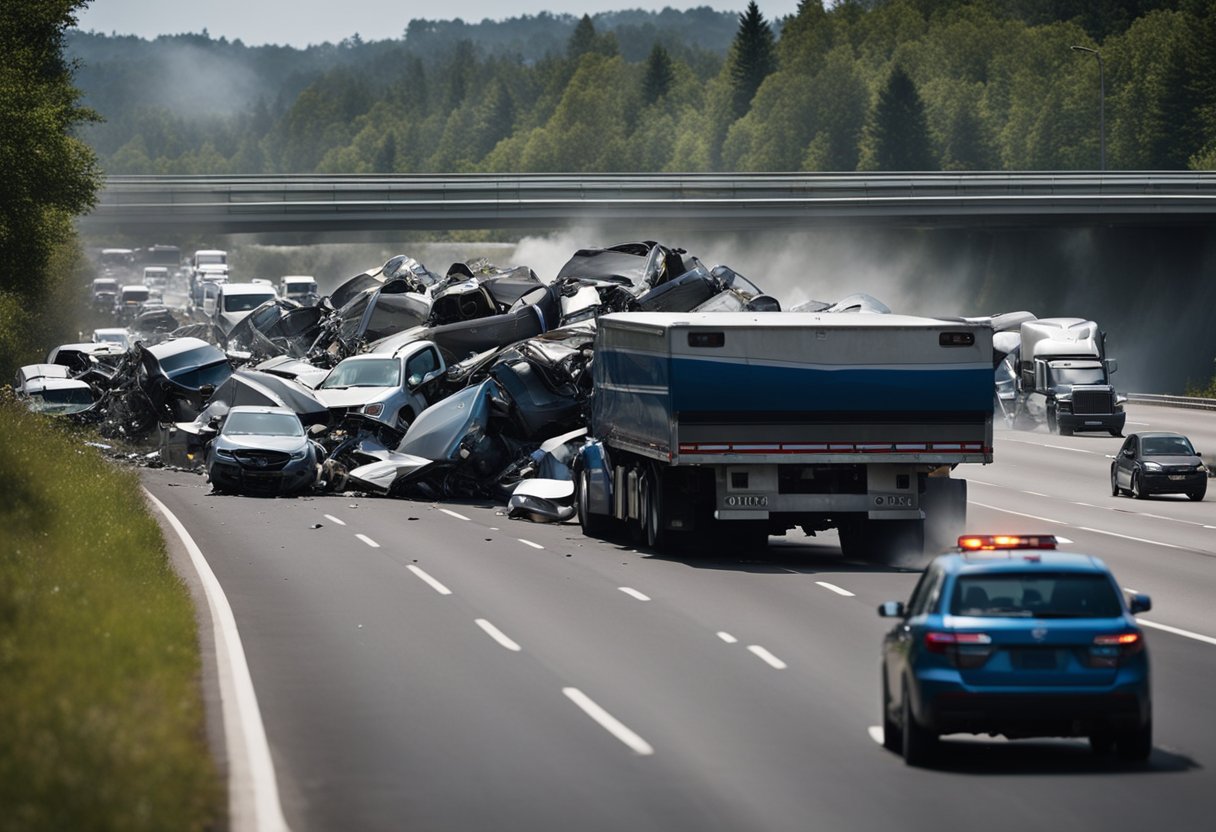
[[142, 404, 1215, 832]]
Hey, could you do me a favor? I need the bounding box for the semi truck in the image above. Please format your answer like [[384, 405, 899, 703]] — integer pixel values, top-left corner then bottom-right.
[[1011, 318, 1125, 436], [574, 312, 992, 560]]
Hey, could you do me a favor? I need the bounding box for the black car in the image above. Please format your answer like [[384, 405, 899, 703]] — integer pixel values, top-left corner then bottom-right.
[[1111, 432, 1207, 501]]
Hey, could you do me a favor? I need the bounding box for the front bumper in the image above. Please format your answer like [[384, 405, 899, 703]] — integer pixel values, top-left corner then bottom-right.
[[1057, 410, 1126, 434], [1140, 471, 1207, 494], [209, 459, 316, 495]]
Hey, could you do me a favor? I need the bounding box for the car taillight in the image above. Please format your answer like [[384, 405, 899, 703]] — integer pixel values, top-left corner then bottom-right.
[[924, 631, 994, 669], [1087, 631, 1143, 668]]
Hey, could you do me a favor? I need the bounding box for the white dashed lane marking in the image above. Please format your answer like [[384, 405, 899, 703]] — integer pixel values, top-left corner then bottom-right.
[[815, 581, 855, 597], [562, 688, 655, 756], [407, 565, 452, 596], [323, 514, 346, 526], [475, 619, 522, 652], [747, 645, 788, 670], [440, 508, 470, 521], [618, 587, 651, 602], [717, 631, 739, 644], [519, 539, 545, 550], [355, 534, 380, 548]]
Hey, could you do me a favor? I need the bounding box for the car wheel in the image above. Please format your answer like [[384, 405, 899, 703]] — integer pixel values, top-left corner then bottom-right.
[[1060, 425, 1074, 436], [1110, 467, 1121, 497], [1131, 472, 1146, 500], [1187, 489, 1206, 501], [901, 681, 937, 766], [1089, 731, 1114, 755], [1116, 718, 1152, 762], [1109, 430, 1123, 438], [881, 668, 901, 753]]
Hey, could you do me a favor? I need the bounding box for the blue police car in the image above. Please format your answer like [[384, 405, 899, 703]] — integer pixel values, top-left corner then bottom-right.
[[878, 535, 1152, 766]]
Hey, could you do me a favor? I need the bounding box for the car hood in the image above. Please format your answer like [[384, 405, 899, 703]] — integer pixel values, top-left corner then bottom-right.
[[313, 386, 395, 409], [215, 434, 307, 454], [1145, 455, 1202, 466]]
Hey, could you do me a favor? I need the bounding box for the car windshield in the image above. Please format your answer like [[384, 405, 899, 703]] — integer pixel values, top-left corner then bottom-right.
[[1141, 435, 1195, 456], [96, 332, 128, 346], [31, 387, 94, 410], [950, 573, 1122, 618], [222, 411, 304, 437], [122, 290, 150, 303], [1050, 366, 1105, 386], [224, 292, 275, 312], [319, 358, 400, 389]]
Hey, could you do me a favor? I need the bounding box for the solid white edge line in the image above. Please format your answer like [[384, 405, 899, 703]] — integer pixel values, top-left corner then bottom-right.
[[618, 586, 651, 602], [814, 581, 855, 597], [143, 489, 290, 832], [747, 645, 788, 670], [1043, 444, 1096, 454], [355, 533, 380, 548], [1137, 618, 1216, 647], [717, 631, 738, 644], [561, 687, 654, 756], [440, 508, 470, 521], [322, 514, 346, 526], [407, 564, 452, 595], [519, 538, 545, 550], [475, 618, 522, 652]]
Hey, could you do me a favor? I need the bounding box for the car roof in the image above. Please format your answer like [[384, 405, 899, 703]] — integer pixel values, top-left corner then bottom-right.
[[1130, 431, 1190, 440], [936, 550, 1110, 576], [26, 378, 92, 393], [222, 283, 277, 294]]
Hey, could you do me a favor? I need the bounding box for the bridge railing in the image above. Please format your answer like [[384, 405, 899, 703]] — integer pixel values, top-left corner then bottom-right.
[[1127, 393, 1216, 411]]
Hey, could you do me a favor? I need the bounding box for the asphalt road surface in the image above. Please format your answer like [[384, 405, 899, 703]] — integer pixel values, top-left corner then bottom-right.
[[142, 404, 1216, 832]]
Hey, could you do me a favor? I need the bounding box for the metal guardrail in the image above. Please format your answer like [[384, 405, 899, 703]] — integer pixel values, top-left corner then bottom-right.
[[78, 171, 1216, 234], [1127, 393, 1216, 411]]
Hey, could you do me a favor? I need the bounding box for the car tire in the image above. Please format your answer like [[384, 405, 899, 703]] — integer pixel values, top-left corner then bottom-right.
[[1131, 472, 1146, 500], [1110, 467, 1121, 497], [1109, 430, 1123, 438], [1116, 718, 1152, 762], [901, 681, 937, 766], [881, 669, 901, 753], [1187, 486, 1206, 502], [1089, 732, 1114, 755]]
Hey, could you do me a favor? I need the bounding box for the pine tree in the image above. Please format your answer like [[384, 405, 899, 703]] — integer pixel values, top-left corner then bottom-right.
[[642, 43, 675, 106], [728, 2, 777, 119], [865, 66, 936, 170], [372, 132, 396, 173], [568, 15, 597, 61]]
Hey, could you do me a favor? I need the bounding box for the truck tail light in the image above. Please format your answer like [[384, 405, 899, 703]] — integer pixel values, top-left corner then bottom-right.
[[1087, 631, 1143, 667], [924, 631, 993, 668]]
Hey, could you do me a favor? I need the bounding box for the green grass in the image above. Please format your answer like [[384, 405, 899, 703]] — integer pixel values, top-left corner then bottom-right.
[[0, 394, 220, 832]]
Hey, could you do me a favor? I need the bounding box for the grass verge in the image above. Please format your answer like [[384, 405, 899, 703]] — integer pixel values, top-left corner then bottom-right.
[[0, 393, 220, 832]]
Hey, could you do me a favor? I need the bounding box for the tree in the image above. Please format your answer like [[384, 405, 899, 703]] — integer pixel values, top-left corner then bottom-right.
[[862, 65, 936, 170], [568, 14, 597, 60], [642, 43, 675, 105], [0, 0, 101, 374], [728, 2, 777, 119]]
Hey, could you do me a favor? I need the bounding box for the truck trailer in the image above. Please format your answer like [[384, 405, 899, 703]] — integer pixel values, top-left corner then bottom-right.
[[574, 312, 993, 560]]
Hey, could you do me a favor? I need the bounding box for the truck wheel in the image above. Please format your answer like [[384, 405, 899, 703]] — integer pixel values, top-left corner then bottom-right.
[[577, 468, 609, 538], [1060, 425, 1074, 436], [869, 519, 925, 565], [642, 467, 667, 550], [1046, 410, 1058, 434]]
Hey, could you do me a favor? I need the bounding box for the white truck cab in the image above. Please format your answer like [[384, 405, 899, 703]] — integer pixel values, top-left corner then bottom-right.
[[207, 282, 279, 335], [279, 275, 319, 304]]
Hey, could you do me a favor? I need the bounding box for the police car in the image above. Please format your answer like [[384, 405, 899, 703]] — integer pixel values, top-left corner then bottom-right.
[[878, 535, 1152, 766]]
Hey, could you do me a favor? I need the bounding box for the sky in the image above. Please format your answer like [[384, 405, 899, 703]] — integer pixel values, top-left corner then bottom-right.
[[75, 1, 803, 48]]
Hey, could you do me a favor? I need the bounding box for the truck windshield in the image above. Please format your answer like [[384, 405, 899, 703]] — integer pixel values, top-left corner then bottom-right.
[[1050, 366, 1105, 386]]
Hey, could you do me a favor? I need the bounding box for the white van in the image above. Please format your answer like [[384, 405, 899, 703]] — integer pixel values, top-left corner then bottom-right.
[[279, 275, 319, 304], [208, 282, 278, 335]]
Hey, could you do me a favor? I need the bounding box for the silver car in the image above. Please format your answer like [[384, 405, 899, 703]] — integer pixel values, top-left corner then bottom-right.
[[313, 341, 445, 433], [206, 406, 321, 496]]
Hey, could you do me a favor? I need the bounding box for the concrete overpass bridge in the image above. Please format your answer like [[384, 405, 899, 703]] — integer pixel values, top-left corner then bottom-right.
[[78, 172, 1216, 236]]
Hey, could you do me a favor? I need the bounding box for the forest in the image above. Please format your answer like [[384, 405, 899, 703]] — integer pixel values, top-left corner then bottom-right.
[[69, 0, 1216, 176]]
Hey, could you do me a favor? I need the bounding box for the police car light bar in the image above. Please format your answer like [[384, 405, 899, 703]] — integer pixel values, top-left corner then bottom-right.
[[958, 534, 1058, 551]]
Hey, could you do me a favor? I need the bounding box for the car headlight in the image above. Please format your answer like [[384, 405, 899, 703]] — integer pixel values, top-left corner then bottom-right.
[[289, 448, 308, 461], [362, 403, 385, 417], [214, 447, 235, 460], [1142, 461, 1162, 471], [1197, 464, 1209, 474]]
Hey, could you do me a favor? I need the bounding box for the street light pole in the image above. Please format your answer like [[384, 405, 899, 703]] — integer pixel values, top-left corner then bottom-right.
[[1071, 45, 1105, 171]]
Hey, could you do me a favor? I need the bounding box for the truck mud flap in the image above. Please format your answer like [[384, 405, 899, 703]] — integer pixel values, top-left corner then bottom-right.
[[922, 477, 967, 554]]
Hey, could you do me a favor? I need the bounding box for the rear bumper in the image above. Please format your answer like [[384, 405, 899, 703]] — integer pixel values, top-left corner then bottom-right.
[[917, 679, 1149, 737]]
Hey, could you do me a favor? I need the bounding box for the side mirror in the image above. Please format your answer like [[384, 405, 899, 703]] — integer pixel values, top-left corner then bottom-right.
[[1123, 448, 1135, 458], [407, 373, 422, 388], [877, 601, 905, 618], [1128, 593, 1151, 615]]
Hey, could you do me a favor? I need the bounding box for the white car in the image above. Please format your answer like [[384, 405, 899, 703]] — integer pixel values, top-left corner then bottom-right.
[[313, 341, 445, 433], [207, 282, 278, 335], [92, 327, 132, 350]]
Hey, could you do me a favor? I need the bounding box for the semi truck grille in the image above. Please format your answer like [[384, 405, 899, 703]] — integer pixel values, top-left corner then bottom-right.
[[1072, 390, 1114, 415]]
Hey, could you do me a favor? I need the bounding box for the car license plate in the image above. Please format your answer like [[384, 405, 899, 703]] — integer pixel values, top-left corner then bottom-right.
[[1169, 474, 1188, 481], [1014, 650, 1059, 669]]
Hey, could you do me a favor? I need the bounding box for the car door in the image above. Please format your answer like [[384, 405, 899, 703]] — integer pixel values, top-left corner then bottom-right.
[[884, 565, 944, 710], [403, 345, 442, 415], [1116, 436, 1137, 490]]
